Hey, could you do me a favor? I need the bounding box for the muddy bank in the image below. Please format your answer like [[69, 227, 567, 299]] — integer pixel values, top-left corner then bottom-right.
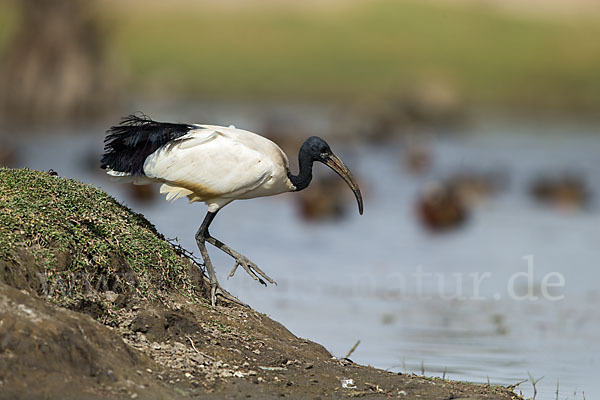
[[0, 168, 522, 399]]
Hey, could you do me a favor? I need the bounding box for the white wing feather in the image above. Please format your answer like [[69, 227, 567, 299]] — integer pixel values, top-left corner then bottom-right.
[[143, 127, 278, 204]]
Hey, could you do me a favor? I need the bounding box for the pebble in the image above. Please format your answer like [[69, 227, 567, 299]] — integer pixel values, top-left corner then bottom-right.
[[104, 291, 118, 302]]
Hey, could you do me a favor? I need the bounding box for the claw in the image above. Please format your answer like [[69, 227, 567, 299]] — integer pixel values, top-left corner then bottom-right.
[[221, 251, 275, 286], [227, 261, 240, 279]]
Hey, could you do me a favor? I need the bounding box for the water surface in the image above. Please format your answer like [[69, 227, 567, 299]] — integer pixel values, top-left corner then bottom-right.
[[14, 119, 600, 399]]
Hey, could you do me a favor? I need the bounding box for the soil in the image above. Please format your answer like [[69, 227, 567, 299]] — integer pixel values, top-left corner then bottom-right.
[[0, 169, 523, 399], [0, 283, 522, 400]]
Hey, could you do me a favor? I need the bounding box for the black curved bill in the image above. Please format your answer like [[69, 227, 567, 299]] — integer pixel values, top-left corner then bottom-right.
[[324, 154, 364, 215]]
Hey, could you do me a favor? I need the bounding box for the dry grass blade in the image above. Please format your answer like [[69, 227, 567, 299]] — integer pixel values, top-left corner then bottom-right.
[[344, 340, 360, 359]]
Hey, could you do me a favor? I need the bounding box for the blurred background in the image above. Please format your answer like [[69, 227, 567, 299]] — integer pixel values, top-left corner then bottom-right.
[[1, 0, 599, 398]]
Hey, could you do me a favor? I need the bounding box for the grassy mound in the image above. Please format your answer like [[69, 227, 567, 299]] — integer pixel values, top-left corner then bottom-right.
[[0, 168, 206, 319]]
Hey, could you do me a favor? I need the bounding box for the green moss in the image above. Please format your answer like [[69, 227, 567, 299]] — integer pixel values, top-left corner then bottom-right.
[[204, 320, 233, 334], [0, 168, 205, 309]]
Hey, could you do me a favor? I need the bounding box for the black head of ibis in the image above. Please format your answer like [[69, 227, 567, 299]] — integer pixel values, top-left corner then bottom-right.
[[288, 136, 363, 215]]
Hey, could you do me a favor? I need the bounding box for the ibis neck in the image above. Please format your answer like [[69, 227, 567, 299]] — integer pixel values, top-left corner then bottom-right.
[[288, 148, 313, 191]]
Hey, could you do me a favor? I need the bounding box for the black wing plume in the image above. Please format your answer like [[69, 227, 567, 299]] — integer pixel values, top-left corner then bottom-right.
[[100, 113, 195, 175]]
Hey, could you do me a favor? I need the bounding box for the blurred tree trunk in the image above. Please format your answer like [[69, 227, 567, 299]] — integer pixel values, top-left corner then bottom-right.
[[0, 0, 117, 127]]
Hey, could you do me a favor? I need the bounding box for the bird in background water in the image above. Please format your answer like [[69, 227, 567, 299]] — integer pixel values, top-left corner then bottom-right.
[[101, 114, 363, 306]]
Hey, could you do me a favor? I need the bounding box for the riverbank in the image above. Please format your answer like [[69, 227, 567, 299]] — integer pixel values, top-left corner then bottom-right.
[[0, 168, 522, 399]]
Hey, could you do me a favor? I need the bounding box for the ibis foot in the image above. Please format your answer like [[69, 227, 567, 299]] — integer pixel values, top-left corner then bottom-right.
[[195, 227, 230, 307], [210, 279, 248, 307], [204, 237, 276, 286], [226, 253, 272, 286], [197, 242, 247, 307]]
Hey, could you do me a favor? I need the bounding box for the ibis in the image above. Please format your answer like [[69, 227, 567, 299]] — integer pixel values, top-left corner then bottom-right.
[[101, 114, 363, 306]]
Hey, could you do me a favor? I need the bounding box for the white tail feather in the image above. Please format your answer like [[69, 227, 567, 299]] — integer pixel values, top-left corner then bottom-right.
[[160, 184, 193, 202], [106, 169, 155, 184], [106, 169, 131, 177]]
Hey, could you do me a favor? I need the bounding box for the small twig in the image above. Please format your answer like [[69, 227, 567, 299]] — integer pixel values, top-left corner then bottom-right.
[[487, 376, 490, 386], [556, 379, 559, 400], [186, 335, 200, 353], [344, 340, 360, 359], [185, 335, 215, 361], [420, 360, 425, 375], [442, 368, 447, 380], [167, 237, 205, 271]]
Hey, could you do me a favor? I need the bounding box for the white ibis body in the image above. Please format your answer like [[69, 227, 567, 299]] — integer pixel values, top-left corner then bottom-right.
[[101, 115, 363, 306]]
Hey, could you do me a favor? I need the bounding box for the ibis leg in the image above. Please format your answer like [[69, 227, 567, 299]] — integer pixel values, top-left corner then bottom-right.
[[195, 212, 246, 307]]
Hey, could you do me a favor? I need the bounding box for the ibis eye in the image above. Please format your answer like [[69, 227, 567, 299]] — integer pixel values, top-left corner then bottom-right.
[[320, 152, 329, 158]]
